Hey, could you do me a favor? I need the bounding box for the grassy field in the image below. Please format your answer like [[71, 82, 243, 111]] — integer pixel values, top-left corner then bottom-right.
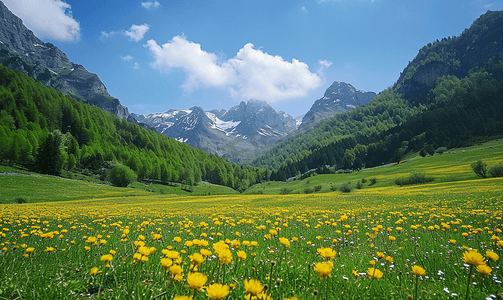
[[0, 140, 502, 299], [245, 139, 503, 195]]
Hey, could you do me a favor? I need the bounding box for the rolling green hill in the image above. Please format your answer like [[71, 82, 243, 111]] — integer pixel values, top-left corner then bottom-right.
[[249, 10, 503, 181], [0, 65, 265, 192]]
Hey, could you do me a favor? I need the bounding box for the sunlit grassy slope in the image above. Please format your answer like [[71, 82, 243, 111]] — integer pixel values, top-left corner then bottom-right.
[[0, 139, 501, 203], [245, 139, 503, 194]]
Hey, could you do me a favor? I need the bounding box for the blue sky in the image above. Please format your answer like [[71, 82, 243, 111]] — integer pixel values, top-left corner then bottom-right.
[[3, 0, 503, 118]]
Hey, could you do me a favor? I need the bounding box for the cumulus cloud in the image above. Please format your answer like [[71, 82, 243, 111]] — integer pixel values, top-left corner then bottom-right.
[[141, 1, 161, 9], [133, 62, 140, 69], [121, 55, 134, 61], [101, 24, 150, 42], [145, 36, 322, 102], [125, 24, 150, 42], [145, 36, 237, 91], [319, 60, 333, 68], [3, 0, 80, 41]]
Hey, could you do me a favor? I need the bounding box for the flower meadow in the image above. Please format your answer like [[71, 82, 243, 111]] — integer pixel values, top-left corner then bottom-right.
[[0, 179, 502, 299]]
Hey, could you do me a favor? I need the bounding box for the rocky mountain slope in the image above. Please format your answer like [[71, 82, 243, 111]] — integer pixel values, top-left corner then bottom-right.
[[300, 81, 376, 130], [132, 100, 299, 162], [0, 1, 130, 119]]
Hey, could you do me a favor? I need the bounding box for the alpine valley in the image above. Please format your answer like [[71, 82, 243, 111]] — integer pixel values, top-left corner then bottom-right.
[[0, 0, 502, 190], [132, 81, 375, 162]]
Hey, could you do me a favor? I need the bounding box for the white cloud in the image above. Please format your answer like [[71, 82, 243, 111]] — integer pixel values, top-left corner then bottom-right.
[[101, 24, 150, 42], [317, 60, 333, 81], [133, 62, 140, 69], [228, 43, 322, 102], [3, 0, 80, 41], [125, 24, 150, 42], [301, 6, 308, 12], [145, 36, 237, 91], [141, 1, 161, 9], [319, 60, 333, 68], [100, 30, 122, 41], [145, 36, 322, 103], [121, 55, 134, 61]]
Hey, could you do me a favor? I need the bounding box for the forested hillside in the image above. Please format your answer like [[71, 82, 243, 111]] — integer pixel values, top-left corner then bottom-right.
[[250, 11, 503, 181], [0, 65, 265, 191]]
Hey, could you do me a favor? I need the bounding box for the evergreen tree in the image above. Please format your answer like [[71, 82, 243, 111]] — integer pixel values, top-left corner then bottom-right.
[[36, 131, 64, 176]]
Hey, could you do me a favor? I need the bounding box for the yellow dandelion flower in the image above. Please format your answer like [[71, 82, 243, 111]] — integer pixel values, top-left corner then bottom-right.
[[237, 250, 247, 261], [485, 250, 499, 262], [462, 250, 485, 266], [244, 279, 263, 296], [411, 265, 426, 276], [367, 268, 383, 279], [186, 272, 207, 290], [169, 265, 183, 277], [90, 267, 102, 276], [190, 253, 205, 266], [100, 254, 113, 263], [476, 264, 492, 276], [218, 248, 232, 265], [206, 283, 230, 300], [161, 258, 173, 270], [279, 237, 290, 247], [317, 247, 336, 260], [313, 261, 333, 279]]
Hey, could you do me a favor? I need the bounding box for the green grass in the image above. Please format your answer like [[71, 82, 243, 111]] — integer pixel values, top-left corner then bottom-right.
[[1, 139, 501, 203], [245, 138, 503, 194], [0, 167, 238, 204]]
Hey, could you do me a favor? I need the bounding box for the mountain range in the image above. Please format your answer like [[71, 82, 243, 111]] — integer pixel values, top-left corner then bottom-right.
[[0, 0, 375, 162], [133, 83, 375, 161]]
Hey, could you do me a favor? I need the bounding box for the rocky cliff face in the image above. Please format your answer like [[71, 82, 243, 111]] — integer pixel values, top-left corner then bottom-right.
[[0, 1, 130, 119], [300, 81, 376, 130], [133, 100, 299, 162]]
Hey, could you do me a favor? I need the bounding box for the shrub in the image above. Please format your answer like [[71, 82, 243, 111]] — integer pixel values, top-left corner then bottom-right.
[[471, 160, 487, 178], [108, 164, 137, 187], [488, 164, 503, 178], [314, 185, 322, 192], [419, 148, 427, 157], [330, 185, 337, 192], [15, 197, 27, 204], [339, 184, 352, 193], [435, 147, 447, 155], [356, 181, 363, 189], [395, 171, 434, 186], [369, 178, 377, 186], [361, 178, 367, 183], [304, 187, 315, 194], [279, 187, 293, 195]]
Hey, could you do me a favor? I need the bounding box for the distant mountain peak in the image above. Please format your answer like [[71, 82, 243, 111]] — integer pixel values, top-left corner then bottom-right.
[[134, 100, 299, 162], [300, 81, 376, 129]]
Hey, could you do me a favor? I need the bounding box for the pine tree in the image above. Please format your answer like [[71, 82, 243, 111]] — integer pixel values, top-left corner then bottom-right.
[[36, 131, 64, 176]]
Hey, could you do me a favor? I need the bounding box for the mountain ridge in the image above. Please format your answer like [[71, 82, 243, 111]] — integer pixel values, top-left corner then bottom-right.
[[132, 99, 299, 162], [0, 0, 131, 120]]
